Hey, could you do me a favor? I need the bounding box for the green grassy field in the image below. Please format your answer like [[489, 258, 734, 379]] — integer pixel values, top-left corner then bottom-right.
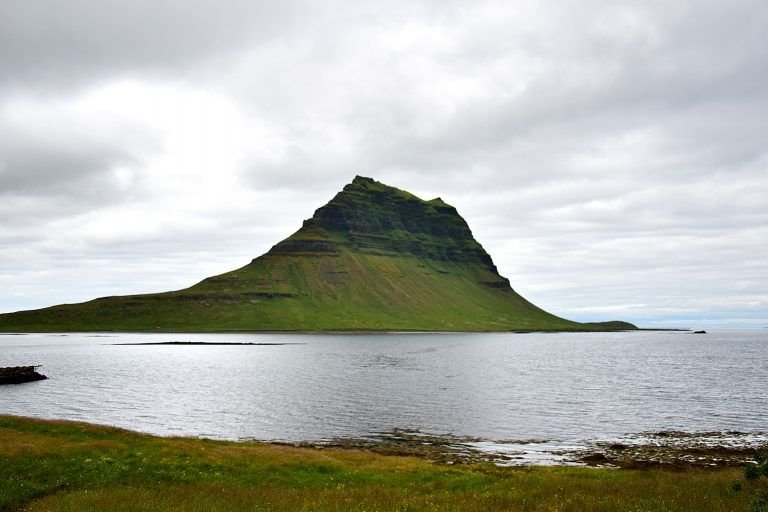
[[0, 415, 754, 511], [0, 249, 599, 332]]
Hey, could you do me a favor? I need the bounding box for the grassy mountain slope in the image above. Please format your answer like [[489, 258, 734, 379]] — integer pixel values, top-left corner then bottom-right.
[[0, 176, 635, 332]]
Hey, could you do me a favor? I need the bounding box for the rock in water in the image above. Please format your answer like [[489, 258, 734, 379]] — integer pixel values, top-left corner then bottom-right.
[[0, 366, 47, 385], [0, 176, 636, 332]]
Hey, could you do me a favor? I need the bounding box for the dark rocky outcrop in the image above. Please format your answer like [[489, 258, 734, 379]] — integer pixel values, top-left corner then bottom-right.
[[269, 176, 505, 276], [0, 366, 47, 385]]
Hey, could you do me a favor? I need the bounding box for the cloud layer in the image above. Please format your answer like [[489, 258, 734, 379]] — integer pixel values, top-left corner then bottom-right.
[[2, 0, 767, 327]]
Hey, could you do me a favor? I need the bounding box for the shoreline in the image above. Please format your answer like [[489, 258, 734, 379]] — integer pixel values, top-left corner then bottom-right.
[[4, 414, 761, 470], [284, 429, 764, 470], [0, 327, 688, 335], [2, 414, 757, 511]]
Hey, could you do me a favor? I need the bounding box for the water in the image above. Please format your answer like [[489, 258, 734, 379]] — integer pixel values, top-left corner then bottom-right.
[[1, 330, 766, 462]]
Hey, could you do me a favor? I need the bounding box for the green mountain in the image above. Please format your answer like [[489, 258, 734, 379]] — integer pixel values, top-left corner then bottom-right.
[[0, 176, 635, 332]]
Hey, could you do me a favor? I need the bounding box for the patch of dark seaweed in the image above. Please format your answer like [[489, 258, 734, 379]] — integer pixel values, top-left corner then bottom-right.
[[578, 431, 766, 470], [274, 429, 767, 469], [280, 429, 509, 465]]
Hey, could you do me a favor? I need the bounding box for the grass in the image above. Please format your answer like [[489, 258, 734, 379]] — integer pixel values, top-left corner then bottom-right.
[[0, 415, 754, 511], [0, 250, 618, 332]]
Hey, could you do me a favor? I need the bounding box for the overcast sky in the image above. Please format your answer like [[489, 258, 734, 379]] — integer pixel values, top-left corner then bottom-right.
[[1, 0, 766, 328]]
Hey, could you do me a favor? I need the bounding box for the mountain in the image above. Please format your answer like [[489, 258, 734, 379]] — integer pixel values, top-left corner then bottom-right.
[[0, 176, 635, 332]]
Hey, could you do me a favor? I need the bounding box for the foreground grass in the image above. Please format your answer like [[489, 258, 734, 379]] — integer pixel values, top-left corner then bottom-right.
[[0, 415, 751, 511]]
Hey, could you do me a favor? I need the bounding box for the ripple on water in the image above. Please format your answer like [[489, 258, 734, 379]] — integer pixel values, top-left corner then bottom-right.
[[1, 329, 767, 465]]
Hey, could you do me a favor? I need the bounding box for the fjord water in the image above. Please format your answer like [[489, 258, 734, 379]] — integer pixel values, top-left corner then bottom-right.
[[1, 330, 765, 452]]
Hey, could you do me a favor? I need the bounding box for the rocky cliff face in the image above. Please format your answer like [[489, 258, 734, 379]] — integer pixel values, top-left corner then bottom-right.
[[269, 176, 509, 287]]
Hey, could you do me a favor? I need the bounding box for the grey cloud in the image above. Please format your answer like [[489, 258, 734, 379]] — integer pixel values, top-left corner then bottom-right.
[[0, 142, 130, 197], [0, 0, 301, 93], [240, 143, 357, 193], [0, 103, 155, 224], [1, 0, 767, 326], [331, 2, 768, 181]]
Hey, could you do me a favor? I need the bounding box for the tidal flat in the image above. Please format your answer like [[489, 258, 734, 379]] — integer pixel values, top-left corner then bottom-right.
[[0, 415, 759, 512]]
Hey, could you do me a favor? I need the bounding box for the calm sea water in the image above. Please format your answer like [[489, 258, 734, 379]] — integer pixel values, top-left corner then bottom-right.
[[1, 330, 766, 459]]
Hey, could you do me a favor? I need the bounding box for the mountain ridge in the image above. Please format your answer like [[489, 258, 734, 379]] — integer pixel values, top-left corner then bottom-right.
[[0, 176, 636, 332]]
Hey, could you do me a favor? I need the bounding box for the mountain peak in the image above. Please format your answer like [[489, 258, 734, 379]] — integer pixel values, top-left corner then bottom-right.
[[351, 174, 375, 185], [269, 177, 506, 283], [343, 175, 418, 200]]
